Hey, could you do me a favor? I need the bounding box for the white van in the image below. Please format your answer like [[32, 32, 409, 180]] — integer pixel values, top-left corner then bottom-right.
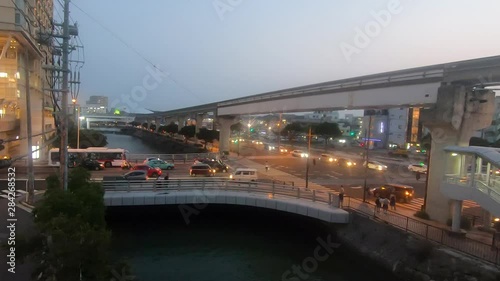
[[229, 168, 258, 181]]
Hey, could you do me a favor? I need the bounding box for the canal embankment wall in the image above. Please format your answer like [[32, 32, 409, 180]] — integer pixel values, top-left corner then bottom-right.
[[333, 212, 500, 281]]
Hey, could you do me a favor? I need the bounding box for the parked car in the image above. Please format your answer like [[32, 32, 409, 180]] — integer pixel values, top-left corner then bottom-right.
[[79, 158, 104, 171], [190, 164, 216, 177], [364, 160, 388, 171], [408, 164, 427, 174], [291, 150, 309, 158], [369, 183, 414, 203], [197, 158, 229, 173], [131, 164, 162, 178], [146, 159, 175, 170], [337, 158, 356, 167]]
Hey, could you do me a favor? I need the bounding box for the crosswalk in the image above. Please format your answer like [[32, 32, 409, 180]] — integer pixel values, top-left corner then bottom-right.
[[400, 197, 481, 213]]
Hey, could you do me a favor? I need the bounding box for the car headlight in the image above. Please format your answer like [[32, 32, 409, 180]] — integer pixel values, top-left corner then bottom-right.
[[229, 174, 233, 179], [405, 191, 410, 195], [347, 162, 352, 166], [378, 166, 382, 170], [328, 158, 333, 162]]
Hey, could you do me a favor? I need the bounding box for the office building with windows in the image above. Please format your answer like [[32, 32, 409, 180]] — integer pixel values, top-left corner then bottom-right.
[[0, 0, 55, 160]]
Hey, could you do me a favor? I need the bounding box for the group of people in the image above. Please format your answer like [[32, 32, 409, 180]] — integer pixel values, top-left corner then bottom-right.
[[375, 195, 396, 214]]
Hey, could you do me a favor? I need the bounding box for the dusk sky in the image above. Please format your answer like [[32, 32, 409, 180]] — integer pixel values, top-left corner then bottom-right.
[[67, 0, 500, 114]]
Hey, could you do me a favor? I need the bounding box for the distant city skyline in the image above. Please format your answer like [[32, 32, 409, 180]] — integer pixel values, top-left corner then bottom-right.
[[70, 0, 500, 113]]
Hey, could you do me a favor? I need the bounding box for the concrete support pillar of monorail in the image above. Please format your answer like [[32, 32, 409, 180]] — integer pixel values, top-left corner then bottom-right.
[[420, 84, 495, 228], [154, 118, 161, 133], [195, 113, 206, 138], [451, 200, 463, 232], [86, 119, 90, 129], [217, 116, 237, 155]]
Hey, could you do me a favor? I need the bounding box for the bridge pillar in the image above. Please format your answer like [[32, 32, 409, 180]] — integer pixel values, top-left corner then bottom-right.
[[195, 113, 206, 138], [217, 115, 237, 155], [421, 84, 495, 226], [86, 119, 90, 129], [155, 117, 161, 133]]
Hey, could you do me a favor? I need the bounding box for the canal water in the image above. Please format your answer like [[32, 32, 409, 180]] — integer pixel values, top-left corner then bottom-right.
[[107, 206, 402, 281], [104, 131, 165, 154]]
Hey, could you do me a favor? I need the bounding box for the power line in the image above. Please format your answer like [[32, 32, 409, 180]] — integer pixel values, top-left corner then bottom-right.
[[70, 1, 204, 102]]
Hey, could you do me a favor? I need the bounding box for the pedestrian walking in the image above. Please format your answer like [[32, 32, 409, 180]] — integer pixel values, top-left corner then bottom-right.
[[416, 172, 421, 181], [265, 161, 269, 172], [375, 196, 381, 213], [382, 197, 389, 214], [338, 187, 345, 208], [390, 194, 396, 210]]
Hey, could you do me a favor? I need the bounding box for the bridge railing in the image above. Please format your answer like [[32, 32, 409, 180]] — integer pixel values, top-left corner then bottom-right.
[[126, 153, 220, 163], [99, 179, 339, 206]]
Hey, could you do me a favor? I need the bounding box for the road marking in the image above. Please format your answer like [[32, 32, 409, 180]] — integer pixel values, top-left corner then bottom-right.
[[326, 174, 339, 179]]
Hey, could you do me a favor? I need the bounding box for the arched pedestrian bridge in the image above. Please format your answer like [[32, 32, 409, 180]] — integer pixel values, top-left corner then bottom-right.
[[442, 146, 500, 220], [102, 180, 349, 224]]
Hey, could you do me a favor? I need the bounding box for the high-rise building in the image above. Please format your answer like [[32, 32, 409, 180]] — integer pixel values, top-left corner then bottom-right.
[[0, 0, 55, 160], [83, 95, 108, 114]]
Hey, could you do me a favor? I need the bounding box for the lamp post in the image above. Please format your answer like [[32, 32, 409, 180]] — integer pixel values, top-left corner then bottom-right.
[[305, 126, 312, 189], [362, 115, 373, 203], [77, 115, 84, 149]]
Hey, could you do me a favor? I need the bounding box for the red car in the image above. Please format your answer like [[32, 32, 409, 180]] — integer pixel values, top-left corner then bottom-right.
[[131, 164, 162, 178]]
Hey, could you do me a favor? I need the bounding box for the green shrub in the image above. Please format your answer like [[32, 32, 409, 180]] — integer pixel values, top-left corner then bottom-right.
[[446, 216, 472, 230], [414, 210, 430, 220]]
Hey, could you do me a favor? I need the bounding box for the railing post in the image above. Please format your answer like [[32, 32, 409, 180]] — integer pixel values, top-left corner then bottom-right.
[[405, 217, 409, 232], [297, 188, 300, 199], [127, 181, 131, 192], [153, 180, 157, 191], [272, 182, 275, 196], [202, 179, 205, 189], [425, 225, 429, 239], [292, 181, 294, 187], [312, 190, 316, 202], [328, 193, 332, 205]]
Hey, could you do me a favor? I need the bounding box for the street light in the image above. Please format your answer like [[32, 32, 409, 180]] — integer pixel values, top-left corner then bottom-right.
[[78, 116, 84, 149]]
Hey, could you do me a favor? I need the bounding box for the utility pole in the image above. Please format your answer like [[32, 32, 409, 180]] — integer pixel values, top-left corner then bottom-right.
[[24, 50, 35, 205], [277, 113, 282, 150], [305, 126, 312, 189], [362, 115, 372, 202], [422, 139, 431, 211], [60, 0, 70, 191]]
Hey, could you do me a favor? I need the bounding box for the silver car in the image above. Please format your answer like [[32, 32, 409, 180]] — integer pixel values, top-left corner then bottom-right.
[[123, 170, 148, 180]]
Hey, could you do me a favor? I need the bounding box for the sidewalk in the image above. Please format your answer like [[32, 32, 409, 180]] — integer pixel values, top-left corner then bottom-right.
[[225, 153, 497, 248]]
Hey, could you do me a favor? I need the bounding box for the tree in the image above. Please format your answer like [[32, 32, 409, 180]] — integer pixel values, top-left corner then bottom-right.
[[420, 133, 431, 150], [12, 168, 136, 280], [196, 128, 220, 149], [283, 122, 304, 145], [179, 125, 196, 142], [164, 122, 179, 135], [52, 122, 108, 149], [469, 136, 490, 147], [230, 122, 244, 134], [314, 122, 342, 150]]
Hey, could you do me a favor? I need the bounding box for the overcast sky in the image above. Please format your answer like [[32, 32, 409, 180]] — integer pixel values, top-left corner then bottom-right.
[[67, 0, 500, 114]]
